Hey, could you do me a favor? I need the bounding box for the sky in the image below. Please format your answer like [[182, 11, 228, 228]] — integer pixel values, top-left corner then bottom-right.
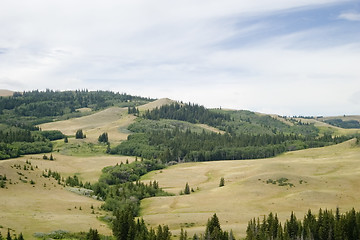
[[0, 0, 359, 116]]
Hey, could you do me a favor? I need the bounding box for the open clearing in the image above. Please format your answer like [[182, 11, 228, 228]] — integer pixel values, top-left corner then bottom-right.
[[140, 139, 360, 238]]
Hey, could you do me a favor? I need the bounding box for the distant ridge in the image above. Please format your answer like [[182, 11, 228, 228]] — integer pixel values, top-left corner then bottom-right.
[[0, 89, 14, 97]]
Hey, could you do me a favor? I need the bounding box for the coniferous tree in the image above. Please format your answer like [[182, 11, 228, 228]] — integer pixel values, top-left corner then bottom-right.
[[180, 228, 188, 240], [204, 213, 228, 240], [87, 228, 100, 240], [75, 129, 84, 139], [6, 229, 11, 240], [98, 132, 109, 143], [106, 143, 111, 154], [113, 207, 136, 240], [219, 177, 225, 187], [184, 182, 190, 195], [17, 234, 23, 240]]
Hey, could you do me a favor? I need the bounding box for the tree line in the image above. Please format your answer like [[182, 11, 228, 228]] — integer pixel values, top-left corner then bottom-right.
[[0, 129, 59, 160], [143, 102, 231, 127], [111, 127, 351, 163], [0, 89, 153, 117], [246, 208, 360, 240]]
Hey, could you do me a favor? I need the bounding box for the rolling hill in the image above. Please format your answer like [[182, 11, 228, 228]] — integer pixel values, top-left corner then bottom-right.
[[140, 139, 360, 238], [1, 90, 360, 239]]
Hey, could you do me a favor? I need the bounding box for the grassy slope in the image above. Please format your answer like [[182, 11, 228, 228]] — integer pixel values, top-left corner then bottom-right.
[[39, 98, 224, 144], [297, 118, 360, 136], [0, 89, 14, 97], [0, 98, 179, 238], [39, 98, 175, 144], [140, 139, 360, 239], [0, 150, 138, 239]]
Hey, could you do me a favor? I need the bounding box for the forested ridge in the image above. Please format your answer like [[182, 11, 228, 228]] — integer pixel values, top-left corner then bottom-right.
[[0, 89, 153, 125], [142, 102, 319, 136], [0, 90, 154, 160], [112, 127, 350, 162], [112, 102, 352, 162], [143, 102, 231, 127]]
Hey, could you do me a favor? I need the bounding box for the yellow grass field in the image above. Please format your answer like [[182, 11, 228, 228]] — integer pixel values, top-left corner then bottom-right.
[[0, 151, 136, 239], [0, 89, 14, 97], [140, 139, 360, 239]]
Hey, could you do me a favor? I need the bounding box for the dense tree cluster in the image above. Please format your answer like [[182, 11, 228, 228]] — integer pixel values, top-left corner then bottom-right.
[[324, 119, 360, 129], [111, 127, 350, 162], [38, 130, 65, 141], [143, 102, 231, 127], [99, 159, 165, 185], [246, 208, 360, 240], [0, 129, 34, 143], [75, 129, 86, 139], [128, 106, 140, 115], [0, 128, 53, 160], [112, 207, 171, 240], [98, 132, 109, 143], [0, 89, 154, 118], [89, 159, 170, 213], [143, 103, 319, 137], [217, 110, 319, 137]]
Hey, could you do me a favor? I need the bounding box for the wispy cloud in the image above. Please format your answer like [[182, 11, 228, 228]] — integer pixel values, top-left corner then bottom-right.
[[338, 12, 360, 21]]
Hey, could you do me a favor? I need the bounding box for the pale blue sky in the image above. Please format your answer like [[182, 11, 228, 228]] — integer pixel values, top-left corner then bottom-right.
[[0, 0, 359, 116]]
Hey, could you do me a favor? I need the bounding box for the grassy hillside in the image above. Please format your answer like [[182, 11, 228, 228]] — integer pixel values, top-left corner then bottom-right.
[[140, 139, 360, 238], [0, 89, 14, 97], [297, 117, 360, 136], [0, 146, 137, 239], [39, 98, 176, 144]]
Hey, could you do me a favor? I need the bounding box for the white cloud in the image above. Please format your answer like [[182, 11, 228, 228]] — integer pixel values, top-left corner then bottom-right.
[[338, 12, 360, 21], [0, 0, 359, 115]]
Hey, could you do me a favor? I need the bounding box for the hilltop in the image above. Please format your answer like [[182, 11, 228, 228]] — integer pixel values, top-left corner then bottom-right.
[[0, 89, 14, 97]]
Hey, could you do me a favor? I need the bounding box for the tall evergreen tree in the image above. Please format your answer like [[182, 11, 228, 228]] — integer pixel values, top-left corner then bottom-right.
[[17, 234, 23, 240], [6, 229, 11, 240], [87, 228, 100, 240], [180, 228, 188, 240], [184, 182, 190, 195], [219, 177, 225, 187]]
